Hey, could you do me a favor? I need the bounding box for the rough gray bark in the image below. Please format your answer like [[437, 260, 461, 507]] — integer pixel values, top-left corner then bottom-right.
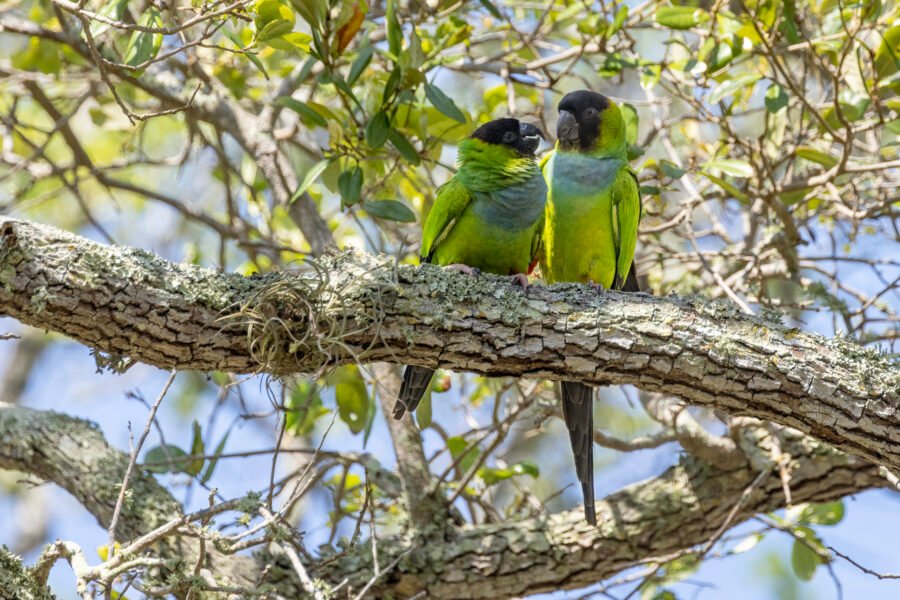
[[0, 406, 260, 595], [0, 217, 896, 472], [0, 405, 885, 599]]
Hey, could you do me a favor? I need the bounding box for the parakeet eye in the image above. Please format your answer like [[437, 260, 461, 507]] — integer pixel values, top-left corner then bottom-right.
[[584, 107, 598, 118], [502, 131, 517, 143]]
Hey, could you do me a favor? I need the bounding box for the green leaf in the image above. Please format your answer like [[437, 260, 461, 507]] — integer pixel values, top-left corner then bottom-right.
[[290, 0, 326, 28], [655, 6, 709, 30], [11, 37, 62, 74], [609, 5, 629, 36], [700, 172, 749, 203], [124, 9, 163, 69], [275, 97, 328, 127], [765, 83, 788, 113], [703, 158, 754, 178], [387, 129, 420, 165], [348, 45, 374, 85], [708, 72, 761, 104], [425, 83, 466, 124], [144, 444, 188, 474], [264, 31, 312, 52], [791, 532, 823, 581], [478, 461, 540, 485], [285, 380, 327, 435], [290, 159, 330, 203], [366, 111, 390, 148], [222, 29, 270, 79], [382, 67, 402, 104], [200, 430, 231, 484], [800, 501, 845, 526], [331, 365, 370, 434], [89, 0, 130, 38], [874, 25, 900, 84], [338, 166, 363, 206], [621, 103, 639, 146], [796, 146, 837, 168], [255, 0, 296, 42], [447, 436, 480, 475], [364, 199, 416, 222], [661, 160, 686, 179], [477, 0, 503, 19], [385, 0, 402, 58], [186, 420, 205, 476]]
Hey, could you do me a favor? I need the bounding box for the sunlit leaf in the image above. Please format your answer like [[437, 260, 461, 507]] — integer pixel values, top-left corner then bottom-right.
[[330, 365, 370, 434], [285, 380, 327, 436], [732, 533, 762, 554], [478, 461, 539, 485], [124, 9, 163, 69], [765, 83, 788, 113], [702, 158, 754, 178], [609, 5, 628, 36], [708, 72, 761, 104], [447, 436, 480, 475], [655, 6, 709, 29], [796, 146, 837, 168], [89, 0, 129, 38], [791, 530, 824, 581], [800, 501, 845, 526], [290, 159, 331, 203]]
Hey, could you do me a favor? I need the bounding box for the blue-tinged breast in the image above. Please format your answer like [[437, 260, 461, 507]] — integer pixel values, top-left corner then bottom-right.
[[550, 153, 624, 199], [470, 170, 547, 231]]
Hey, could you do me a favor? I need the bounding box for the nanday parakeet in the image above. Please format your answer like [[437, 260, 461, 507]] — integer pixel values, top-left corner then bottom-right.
[[540, 90, 642, 525], [393, 118, 548, 420]]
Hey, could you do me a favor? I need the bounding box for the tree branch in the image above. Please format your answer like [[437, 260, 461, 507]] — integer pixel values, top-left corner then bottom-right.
[[0, 219, 900, 470], [0, 216, 897, 475], [0, 401, 885, 599]]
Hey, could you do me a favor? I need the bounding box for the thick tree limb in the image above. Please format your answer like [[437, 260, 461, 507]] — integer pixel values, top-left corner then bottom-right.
[[0, 217, 897, 472], [0, 405, 885, 599]]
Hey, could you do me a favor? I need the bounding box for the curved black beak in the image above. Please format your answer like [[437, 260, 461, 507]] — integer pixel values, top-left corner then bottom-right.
[[518, 122, 544, 156], [556, 109, 579, 148]]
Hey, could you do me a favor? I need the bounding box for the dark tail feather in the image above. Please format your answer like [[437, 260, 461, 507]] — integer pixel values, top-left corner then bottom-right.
[[621, 260, 641, 293], [561, 381, 596, 525], [393, 366, 435, 420]]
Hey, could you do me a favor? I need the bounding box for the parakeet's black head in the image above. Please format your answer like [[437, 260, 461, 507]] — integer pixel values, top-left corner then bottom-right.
[[470, 118, 545, 157], [556, 90, 625, 155]]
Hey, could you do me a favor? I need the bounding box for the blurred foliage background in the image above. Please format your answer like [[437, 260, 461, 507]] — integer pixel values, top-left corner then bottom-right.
[[0, 0, 898, 597]]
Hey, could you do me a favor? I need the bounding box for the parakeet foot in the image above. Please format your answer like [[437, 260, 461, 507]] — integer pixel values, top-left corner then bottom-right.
[[588, 280, 605, 292], [444, 264, 480, 277], [510, 273, 530, 290]]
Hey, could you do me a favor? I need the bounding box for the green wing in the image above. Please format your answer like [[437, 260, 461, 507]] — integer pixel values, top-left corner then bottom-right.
[[421, 177, 472, 263], [612, 166, 642, 289]]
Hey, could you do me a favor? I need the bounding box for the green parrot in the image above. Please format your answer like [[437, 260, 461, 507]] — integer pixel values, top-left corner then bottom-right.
[[540, 90, 642, 525], [393, 118, 547, 420]]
